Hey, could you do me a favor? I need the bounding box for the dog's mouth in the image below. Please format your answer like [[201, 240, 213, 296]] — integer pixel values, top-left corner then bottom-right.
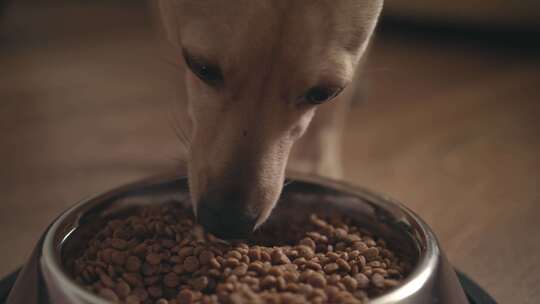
[[198, 209, 257, 239], [189, 178, 263, 238], [196, 197, 259, 239]]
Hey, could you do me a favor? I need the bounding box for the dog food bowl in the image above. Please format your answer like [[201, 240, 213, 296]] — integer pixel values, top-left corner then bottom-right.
[[5, 171, 495, 303]]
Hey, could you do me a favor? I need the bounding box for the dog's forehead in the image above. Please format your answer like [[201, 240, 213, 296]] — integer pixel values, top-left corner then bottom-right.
[[178, 0, 382, 75]]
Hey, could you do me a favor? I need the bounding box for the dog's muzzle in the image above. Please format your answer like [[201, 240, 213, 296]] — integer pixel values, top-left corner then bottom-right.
[[196, 190, 259, 239]]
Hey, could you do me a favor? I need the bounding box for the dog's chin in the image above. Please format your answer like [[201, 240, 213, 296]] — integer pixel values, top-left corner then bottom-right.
[[253, 200, 278, 230], [186, 167, 201, 219]]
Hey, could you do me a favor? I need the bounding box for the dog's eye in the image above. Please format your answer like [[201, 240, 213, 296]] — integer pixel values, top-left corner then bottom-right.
[[304, 86, 343, 105], [183, 51, 224, 87]]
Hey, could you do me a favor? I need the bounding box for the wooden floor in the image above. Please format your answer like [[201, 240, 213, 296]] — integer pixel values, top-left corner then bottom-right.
[[1, 1, 539, 303]]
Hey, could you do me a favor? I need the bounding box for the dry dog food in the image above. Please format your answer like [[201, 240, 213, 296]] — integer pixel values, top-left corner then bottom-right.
[[69, 203, 412, 303]]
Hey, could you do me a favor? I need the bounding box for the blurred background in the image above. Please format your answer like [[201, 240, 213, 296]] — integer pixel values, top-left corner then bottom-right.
[[1, 1, 539, 303]]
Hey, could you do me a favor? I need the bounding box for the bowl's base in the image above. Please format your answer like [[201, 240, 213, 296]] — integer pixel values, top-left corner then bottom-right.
[[457, 271, 497, 304], [1, 268, 496, 304]]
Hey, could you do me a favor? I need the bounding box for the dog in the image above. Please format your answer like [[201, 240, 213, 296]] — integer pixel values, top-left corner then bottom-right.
[[153, 0, 383, 238]]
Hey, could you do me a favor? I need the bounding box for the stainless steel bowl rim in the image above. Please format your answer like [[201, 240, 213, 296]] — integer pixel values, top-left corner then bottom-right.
[[41, 171, 441, 304]]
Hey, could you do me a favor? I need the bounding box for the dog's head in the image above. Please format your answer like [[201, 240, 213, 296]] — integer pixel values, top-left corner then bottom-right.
[[156, 0, 383, 238]]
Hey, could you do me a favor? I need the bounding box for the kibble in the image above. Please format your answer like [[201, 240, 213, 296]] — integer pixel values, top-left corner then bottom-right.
[[148, 285, 163, 299], [198, 250, 215, 265], [69, 203, 411, 303], [323, 263, 339, 274], [115, 281, 131, 298], [183, 256, 200, 272], [146, 253, 162, 265], [371, 273, 385, 288], [125, 256, 142, 272], [164, 272, 180, 288], [190, 276, 209, 291], [307, 272, 326, 288], [354, 273, 370, 289], [125, 295, 140, 304], [111, 250, 126, 266], [99, 288, 119, 302]]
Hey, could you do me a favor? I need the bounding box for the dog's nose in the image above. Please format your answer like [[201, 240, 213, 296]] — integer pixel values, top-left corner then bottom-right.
[[197, 193, 258, 239]]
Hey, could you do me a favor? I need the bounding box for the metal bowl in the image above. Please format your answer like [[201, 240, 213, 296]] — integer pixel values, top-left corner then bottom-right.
[[35, 172, 468, 303]]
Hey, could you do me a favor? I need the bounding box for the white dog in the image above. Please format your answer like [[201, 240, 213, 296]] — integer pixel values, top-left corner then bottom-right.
[[153, 0, 383, 238]]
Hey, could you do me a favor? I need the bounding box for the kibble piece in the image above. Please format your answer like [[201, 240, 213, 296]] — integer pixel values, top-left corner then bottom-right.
[[342, 276, 358, 291], [190, 276, 209, 291], [276, 276, 287, 290], [112, 250, 127, 266], [261, 275, 277, 288], [371, 273, 385, 288], [384, 279, 400, 288], [328, 274, 341, 285], [364, 237, 377, 247], [293, 257, 307, 265], [178, 247, 194, 258], [148, 285, 163, 299], [115, 280, 131, 298], [305, 261, 322, 271], [268, 266, 284, 277], [354, 273, 370, 289], [307, 272, 327, 288], [357, 255, 367, 267], [164, 272, 180, 288], [206, 257, 219, 269], [323, 263, 339, 274], [98, 288, 119, 301], [99, 273, 115, 288], [133, 288, 149, 301], [183, 256, 200, 272], [363, 247, 379, 259], [226, 250, 242, 260], [100, 248, 114, 264], [122, 273, 143, 287], [146, 253, 162, 266], [296, 245, 314, 259], [125, 256, 142, 272], [299, 238, 316, 250], [260, 250, 272, 262], [299, 283, 314, 295], [299, 269, 314, 282], [271, 250, 291, 265], [177, 289, 195, 304], [125, 295, 141, 304], [327, 252, 340, 261], [233, 264, 248, 276], [141, 262, 158, 276], [352, 241, 368, 252], [199, 250, 215, 265], [224, 257, 240, 268], [368, 261, 380, 267], [144, 275, 160, 285], [336, 258, 351, 272], [111, 238, 128, 250], [248, 247, 262, 261], [248, 261, 265, 274], [373, 268, 388, 276], [334, 228, 348, 240]]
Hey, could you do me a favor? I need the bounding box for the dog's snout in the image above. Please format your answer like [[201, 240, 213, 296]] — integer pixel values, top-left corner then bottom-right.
[[197, 192, 259, 239]]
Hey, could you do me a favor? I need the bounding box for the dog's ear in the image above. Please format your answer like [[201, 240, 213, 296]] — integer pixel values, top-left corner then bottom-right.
[[149, 0, 184, 65], [151, 0, 181, 46]]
